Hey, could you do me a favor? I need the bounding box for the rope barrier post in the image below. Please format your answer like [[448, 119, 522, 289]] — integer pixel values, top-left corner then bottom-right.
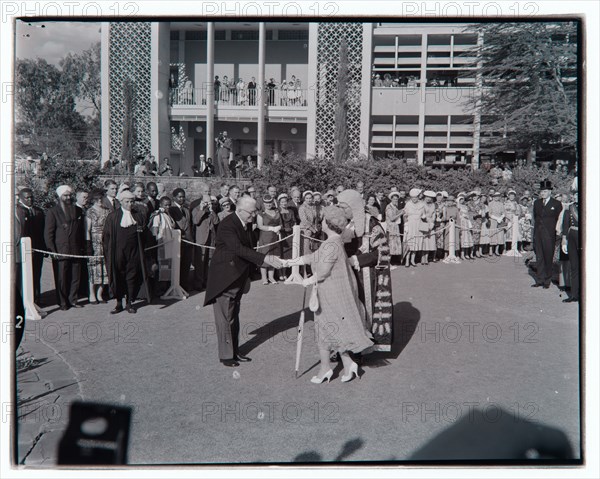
[[443, 218, 461, 264], [160, 229, 189, 300], [503, 214, 522, 258], [284, 225, 303, 285], [19, 237, 46, 320]]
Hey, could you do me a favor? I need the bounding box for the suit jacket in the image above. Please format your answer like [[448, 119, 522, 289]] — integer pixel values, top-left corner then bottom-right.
[[169, 203, 194, 241], [44, 204, 85, 257], [533, 197, 562, 240], [204, 213, 266, 306], [16, 203, 46, 250], [192, 204, 219, 246], [102, 196, 120, 212], [145, 197, 158, 216]]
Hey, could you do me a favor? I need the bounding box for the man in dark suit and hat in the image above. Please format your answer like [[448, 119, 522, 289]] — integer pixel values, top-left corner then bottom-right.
[[203, 196, 282, 367], [532, 179, 563, 289], [44, 185, 86, 310]]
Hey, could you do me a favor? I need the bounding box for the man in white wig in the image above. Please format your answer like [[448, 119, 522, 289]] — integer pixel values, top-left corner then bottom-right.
[[102, 190, 151, 314]]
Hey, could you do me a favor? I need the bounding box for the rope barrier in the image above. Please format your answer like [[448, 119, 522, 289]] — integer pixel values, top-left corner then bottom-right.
[[182, 238, 216, 250], [30, 248, 102, 260], [300, 233, 326, 244], [144, 240, 172, 251], [255, 232, 294, 250]]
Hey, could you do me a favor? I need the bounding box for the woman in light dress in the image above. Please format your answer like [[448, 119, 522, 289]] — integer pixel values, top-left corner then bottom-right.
[[402, 188, 425, 267], [420, 191, 437, 264], [385, 192, 403, 262], [283, 204, 374, 384]]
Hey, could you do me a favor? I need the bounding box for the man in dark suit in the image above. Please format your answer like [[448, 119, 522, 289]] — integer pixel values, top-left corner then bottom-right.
[[532, 179, 563, 289], [44, 185, 86, 310], [204, 197, 282, 367], [169, 188, 194, 291], [561, 190, 580, 302], [16, 188, 46, 304], [374, 190, 388, 222], [145, 181, 159, 216], [102, 179, 120, 212]]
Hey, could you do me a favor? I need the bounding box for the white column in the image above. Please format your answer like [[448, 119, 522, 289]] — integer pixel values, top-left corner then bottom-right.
[[359, 23, 374, 159], [257, 22, 266, 169], [417, 33, 428, 165], [100, 23, 110, 168], [305, 23, 319, 158], [206, 22, 215, 162], [151, 22, 171, 165]]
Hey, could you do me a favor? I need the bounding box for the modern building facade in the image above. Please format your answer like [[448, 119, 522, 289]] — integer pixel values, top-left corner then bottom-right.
[[101, 21, 482, 175]]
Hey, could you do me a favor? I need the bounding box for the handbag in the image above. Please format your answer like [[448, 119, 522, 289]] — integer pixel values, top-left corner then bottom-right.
[[418, 220, 431, 233]]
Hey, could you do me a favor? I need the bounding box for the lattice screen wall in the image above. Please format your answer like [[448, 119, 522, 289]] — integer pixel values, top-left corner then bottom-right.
[[108, 23, 152, 162], [315, 23, 364, 160]]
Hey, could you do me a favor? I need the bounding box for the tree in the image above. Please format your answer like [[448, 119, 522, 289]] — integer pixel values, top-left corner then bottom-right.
[[60, 42, 101, 119], [464, 22, 578, 161], [333, 37, 350, 163]]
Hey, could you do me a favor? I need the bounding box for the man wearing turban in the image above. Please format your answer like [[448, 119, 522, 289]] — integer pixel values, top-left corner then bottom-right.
[[102, 190, 152, 313], [44, 185, 86, 310]]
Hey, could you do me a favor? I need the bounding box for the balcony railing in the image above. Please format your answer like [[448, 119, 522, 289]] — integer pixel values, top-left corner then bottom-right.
[[170, 87, 308, 108]]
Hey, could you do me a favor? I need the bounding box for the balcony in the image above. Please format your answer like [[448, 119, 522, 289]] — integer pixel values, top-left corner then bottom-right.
[[169, 87, 309, 123]]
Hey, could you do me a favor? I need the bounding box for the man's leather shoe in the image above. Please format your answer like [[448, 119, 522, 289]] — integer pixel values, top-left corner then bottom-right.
[[60, 305, 70, 311], [72, 304, 84, 309], [221, 359, 240, 367], [126, 303, 136, 314], [235, 355, 252, 362], [562, 297, 578, 303], [110, 305, 124, 314], [543, 283, 550, 289], [531, 283, 542, 288]]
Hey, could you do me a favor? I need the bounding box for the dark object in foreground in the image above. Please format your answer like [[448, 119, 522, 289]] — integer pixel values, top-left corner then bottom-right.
[[57, 401, 132, 465], [409, 406, 573, 461]]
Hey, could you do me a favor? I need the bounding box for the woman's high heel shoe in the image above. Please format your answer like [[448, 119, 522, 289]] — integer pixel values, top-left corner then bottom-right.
[[341, 362, 360, 383], [310, 369, 333, 384]]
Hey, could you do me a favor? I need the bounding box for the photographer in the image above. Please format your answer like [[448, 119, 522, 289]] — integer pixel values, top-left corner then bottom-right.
[[192, 194, 220, 291]]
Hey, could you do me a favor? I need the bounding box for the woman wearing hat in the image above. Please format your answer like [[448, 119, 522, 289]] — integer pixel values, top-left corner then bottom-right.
[[518, 194, 533, 250], [478, 194, 491, 255], [217, 197, 233, 221], [257, 195, 282, 285], [385, 192, 403, 261], [457, 193, 474, 259], [403, 188, 425, 267], [421, 191, 437, 264], [298, 191, 319, 264], [504, 189, 520, 251], [467, 190, 484, 258], [488, 191, 506, 255], [283, 204, 374, 383], [278, 193, 295, 281]]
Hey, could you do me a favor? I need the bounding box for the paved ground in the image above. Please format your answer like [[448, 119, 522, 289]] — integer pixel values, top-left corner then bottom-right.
[[16, 254, 581, 465]]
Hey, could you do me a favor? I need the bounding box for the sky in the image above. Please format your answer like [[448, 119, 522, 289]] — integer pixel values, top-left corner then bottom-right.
[[15, 20, 100, 65]]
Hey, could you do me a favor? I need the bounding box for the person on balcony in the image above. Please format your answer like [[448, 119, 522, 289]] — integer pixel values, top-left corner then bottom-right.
[[237, 78, 247, 106], [180, 80, 194, 105], [248, 77, 256, 106], [267, 78, 276, 105], [214, 76, 221, 103]]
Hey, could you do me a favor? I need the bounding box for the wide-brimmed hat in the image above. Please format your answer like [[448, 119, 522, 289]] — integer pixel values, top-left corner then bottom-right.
[[441, 191, 449, 198], [493, 191, 503, 197], [277, 193, 288, 202], [539, 179, 553, 190], [302, 190, 313, 198], [409, 188, 422, 198], [507, 189, 517, 196], [312, 191, 322, 198], [262, 195, 275, 204], [219, 197, 231, 206], [337, 189, 365, 237], [388, 191, 400, 200], [520, 195, 530, 201], [324, 204, 351, 231], [423, 190, 436, 199]]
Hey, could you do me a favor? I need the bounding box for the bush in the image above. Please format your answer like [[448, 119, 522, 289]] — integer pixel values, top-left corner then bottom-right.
[[19, 156, 103, 210], [248, 154, 576, 197]]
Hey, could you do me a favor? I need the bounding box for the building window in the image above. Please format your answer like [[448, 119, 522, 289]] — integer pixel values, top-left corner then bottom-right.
[[278, 30, 309, 41], [170, 30, 179, 41], [231, 30, 259, 40], [186, 30, 207, 41]]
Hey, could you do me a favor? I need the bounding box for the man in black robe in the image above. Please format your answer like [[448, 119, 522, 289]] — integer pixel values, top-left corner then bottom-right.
[[103, 190, 150, 314]]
